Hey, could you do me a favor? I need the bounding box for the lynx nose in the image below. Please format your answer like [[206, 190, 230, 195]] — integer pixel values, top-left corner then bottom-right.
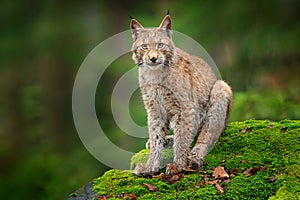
[[150, 57, 157, 63]]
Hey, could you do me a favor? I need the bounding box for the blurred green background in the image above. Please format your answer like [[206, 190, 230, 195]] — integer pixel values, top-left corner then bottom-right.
[[0, 0, 299, 199]]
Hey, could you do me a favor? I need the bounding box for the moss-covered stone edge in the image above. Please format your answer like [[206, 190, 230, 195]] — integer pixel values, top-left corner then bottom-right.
[[93, 120, 300, 199]]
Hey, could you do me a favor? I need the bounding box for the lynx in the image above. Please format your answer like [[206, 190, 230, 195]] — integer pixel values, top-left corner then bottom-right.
[[130, 14, 232, 176]]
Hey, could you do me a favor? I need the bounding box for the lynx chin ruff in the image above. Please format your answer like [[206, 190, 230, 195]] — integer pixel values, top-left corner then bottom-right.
[[130, 14, 232, 176]]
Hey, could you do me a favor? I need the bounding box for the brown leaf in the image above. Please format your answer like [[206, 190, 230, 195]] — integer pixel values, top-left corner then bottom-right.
[[97, 196, 107, 200], [267, 174, 280, 183], [119, 192, 137, 200], [213, 166, 229, 180], [204, 180, 218, 185], [242, 166, 266, 177], [131, 192, 137, 200], [223, 179, 231, 183], [267, 125, 275, 129], [241, 126, 252, 133], [165, 163, 179, 176], [242, 168, 252, 177], [228, 168, 239, 177], [142, 183, 157, 192], [162, 163, 185, 184], [161, 172, 184, 184], [170, 163, 179, 174], [215, 183, 225, 195], [280, 126, 287, 132], [241, 159, 247, 164], [152, 173, 164, 178], [201, 172, 210, 183]]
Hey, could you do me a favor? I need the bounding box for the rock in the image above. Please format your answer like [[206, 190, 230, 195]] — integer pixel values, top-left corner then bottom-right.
[[70, 120, 300, 199], [68, 181, 96, 200]]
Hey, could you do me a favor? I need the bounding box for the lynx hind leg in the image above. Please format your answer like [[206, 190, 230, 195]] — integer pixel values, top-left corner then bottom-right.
[[188, 80, 232, 170]]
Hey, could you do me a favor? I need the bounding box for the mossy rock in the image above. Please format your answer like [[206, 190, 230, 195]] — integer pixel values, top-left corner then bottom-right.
[[130, 148, 174, 170], [71, 120, 300, 199]]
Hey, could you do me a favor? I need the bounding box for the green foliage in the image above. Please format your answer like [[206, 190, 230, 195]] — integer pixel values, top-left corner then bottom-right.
[[0, 1, 299, 199], [231, 91, 300, 121], [0, 147, 103, 200], [93, 120, 300, 199], [130, 149, 149, 170]]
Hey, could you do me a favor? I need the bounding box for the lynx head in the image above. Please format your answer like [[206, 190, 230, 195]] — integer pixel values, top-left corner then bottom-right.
[[130, 15, 175, 70]]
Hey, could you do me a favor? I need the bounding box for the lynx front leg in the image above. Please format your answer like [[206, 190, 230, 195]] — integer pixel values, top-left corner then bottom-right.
[[134, 107, 167, 176], [146, 135, 173, 149], [189, 80, 232, 170], [167, 107, 198, 174]]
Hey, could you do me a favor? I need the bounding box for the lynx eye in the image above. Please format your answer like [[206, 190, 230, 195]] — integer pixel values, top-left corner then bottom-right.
[[157, 42, 165, 49], [141, 44, 149, 50]]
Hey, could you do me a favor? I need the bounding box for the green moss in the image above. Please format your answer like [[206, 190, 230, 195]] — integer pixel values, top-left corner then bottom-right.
[[93, 120, 300, 199], [130, 148, 174, 170], [130, 149, 149, 170]]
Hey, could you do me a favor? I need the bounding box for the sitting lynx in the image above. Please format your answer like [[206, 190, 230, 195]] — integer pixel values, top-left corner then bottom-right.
[[130, 14, 232, 176]]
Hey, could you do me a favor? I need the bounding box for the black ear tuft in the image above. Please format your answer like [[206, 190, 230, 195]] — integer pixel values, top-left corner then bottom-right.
[[167, 10, 170, 15], [129, 15, 133, 20]]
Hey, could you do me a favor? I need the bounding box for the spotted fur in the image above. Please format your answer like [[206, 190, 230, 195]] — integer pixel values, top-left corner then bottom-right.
[[131, 15, 233, 176]]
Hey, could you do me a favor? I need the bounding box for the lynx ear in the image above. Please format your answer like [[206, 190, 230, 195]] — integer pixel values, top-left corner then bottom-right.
[[159, 15, 172, 37], [130, 19, 144, 41]]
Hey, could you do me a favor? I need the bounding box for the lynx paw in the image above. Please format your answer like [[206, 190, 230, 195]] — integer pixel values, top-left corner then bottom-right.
[[165, 163, 184, 175], [188, 149, 204, 170], [134, 163, 160, 176]]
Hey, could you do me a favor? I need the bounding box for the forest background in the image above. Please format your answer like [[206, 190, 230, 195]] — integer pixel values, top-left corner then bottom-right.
[[0, 0, 299, 199]]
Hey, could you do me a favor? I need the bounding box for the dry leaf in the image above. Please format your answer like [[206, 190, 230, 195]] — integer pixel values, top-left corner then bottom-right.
[[97, 196, 107, 200], [213, 166, 229, 180], [267, 174, 280, 183], [228, 168, 239, 177], [204, 180, 218, 185], [215, 183, 224, 195], [152, 173, 164, 178], [142, 183, 157, 192], [161, 172, 184, 184], [242, 168, 252, 177], [243, 166, 266, 177], [280, 126, 287, 132], [162, 163, 185, 184], [202, 167, 229, 195], [267, 125, 275, 129], [201, 172, 210, 183], [223, 179, 231, 183], [166, 163, 178, 174], [241, 126, 252, 133], [118, 192, 137, 200]]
